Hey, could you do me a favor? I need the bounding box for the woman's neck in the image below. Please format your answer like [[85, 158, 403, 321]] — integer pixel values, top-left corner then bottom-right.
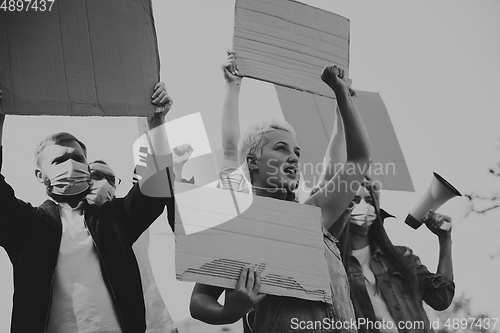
[[351, 233, 370, 250], [252, 185, 295, 202], [251, 176, 271, 189]]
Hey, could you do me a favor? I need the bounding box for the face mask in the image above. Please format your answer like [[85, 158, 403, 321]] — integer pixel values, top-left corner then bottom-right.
[[45, 159, 90, 196], [349, 201, 377, 236], [87, 179, 115, 206]]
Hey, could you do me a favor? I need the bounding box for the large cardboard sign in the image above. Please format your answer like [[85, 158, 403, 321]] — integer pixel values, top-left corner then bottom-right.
[[0, 0, 160, 116], [276, 86, 414, 192], [175, 183, 332, 304], [233, 0, 349, 99]]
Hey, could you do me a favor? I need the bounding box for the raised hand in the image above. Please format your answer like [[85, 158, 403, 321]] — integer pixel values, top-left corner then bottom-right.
[[222, 50, 242, 84], [423, 210, 452, 239], [151, 82, 173, 116], [321, 64, 350, 94], [147, 82, 172, 154], [173, 144, 194, 167]]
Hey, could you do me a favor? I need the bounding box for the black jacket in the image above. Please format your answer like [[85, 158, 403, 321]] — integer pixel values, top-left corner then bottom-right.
[[0, 146, 174, 333]]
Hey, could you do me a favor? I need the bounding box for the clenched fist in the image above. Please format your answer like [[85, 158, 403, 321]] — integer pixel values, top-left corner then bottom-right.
[[321, 64, 350, 95], [173, 144, 194, 167]]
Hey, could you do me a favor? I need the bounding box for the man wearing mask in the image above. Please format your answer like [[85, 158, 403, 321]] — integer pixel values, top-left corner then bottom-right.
[[0, 83, 175, 333], [87, 159, 178, 333]]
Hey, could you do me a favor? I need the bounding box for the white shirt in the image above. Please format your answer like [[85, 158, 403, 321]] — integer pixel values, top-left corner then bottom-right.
[[352, 246, 398, 333], [133, 229, 177, 333], [46, 201, 122, 333]]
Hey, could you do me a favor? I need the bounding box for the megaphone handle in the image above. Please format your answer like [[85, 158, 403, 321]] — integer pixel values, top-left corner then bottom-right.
[[439, 221, 451, 231]]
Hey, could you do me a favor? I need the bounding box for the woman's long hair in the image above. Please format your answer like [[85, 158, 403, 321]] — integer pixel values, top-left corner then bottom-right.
[[337, 185, 417, 294]]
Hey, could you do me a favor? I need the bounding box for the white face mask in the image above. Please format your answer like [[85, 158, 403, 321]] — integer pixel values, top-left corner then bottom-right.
[[87, 179, 116, 206], [349, 201, 377, 236], [45, 159, 90, 196], [351, 201, 377, 222]]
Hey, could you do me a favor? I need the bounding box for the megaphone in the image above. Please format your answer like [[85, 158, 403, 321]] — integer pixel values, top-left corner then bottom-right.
[[405, 172, 461, 231]]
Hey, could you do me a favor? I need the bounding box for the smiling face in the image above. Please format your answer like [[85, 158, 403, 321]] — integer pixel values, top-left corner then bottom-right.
[[248, 129, 301, 191]]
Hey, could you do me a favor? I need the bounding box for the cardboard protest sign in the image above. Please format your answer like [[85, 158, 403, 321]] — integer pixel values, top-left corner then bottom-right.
[[175, 183, 332, 303], [0, 0, 159, 116], [276, 86, 414, 192], [233, 0, 349, 99]]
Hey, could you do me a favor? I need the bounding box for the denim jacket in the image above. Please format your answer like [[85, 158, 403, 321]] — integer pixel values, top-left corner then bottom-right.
[[250, 187, 357, 333], [348, 246, 455, 333]]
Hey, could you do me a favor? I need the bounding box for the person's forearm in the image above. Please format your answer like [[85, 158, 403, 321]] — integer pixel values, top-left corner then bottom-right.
[[222, 81, 241, 156], [335, 88, 372, 164], [319, 107, 346, 184], [436, 236, 453, 281], [172, 165, 182, 183], [309, 89, 371, 229], [146, 111, 171, 157], [190, 294, 240, 325]]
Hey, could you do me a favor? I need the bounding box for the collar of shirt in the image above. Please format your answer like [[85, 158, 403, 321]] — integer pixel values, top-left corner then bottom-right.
[[252, 186, 296, 202], [350, 245, 386, 259], [46, 196, 86, 214]]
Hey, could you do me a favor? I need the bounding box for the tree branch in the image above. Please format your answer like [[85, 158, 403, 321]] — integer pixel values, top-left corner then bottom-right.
[[474, 204, 500, 214], [465, 193, 500, 216]]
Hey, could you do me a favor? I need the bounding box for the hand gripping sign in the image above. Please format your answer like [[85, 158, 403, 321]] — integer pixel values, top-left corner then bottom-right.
[[133, 113, 253, 235]]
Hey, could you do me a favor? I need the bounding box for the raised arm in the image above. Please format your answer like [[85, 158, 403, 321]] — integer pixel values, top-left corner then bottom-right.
[[146, 82, 173, 157], [172, 143, 193, 183], [138, 81, 173, 189], [305, 65, 373, 230], [314, 108, 349, 239], [424, 211, 454, 281], [0, 93, 38, 253], [394, 213, 454, 311], [316, 80, 358, 186], [190, 266, 265, 325], [122, 82, 174, 241], [221, 50, 242, 163], [317, 106, 346, 186], [409, 211, 455, 311]]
